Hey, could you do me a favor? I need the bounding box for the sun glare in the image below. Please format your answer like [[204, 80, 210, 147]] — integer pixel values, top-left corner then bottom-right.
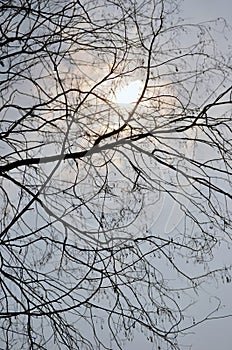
[[113, 80, 143, 105]]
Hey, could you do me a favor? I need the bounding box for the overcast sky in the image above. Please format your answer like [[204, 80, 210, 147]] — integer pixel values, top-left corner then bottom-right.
[[182, 0, 232, 23], [125, 1, 232, 349], [181, 2, 232, 350], [2, 1, 230, 349]]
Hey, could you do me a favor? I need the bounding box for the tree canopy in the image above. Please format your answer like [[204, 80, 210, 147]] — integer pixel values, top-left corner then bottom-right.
[[0, 0, 231, 349]]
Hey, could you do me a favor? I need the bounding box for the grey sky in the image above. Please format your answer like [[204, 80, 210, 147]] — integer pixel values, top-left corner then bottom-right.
[[125, 1, 232, 349], [174, 2, 231, 350], [181, 2, 232, 350], [1, 1, 231, 349], [182, 0, 232, 23]]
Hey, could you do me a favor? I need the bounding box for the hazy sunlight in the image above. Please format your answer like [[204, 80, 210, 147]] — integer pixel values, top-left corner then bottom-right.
[[113, 80, 143, 105]]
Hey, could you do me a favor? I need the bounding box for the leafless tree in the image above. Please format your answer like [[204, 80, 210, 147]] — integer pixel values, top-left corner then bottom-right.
[[0, 0, 231, 349]]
